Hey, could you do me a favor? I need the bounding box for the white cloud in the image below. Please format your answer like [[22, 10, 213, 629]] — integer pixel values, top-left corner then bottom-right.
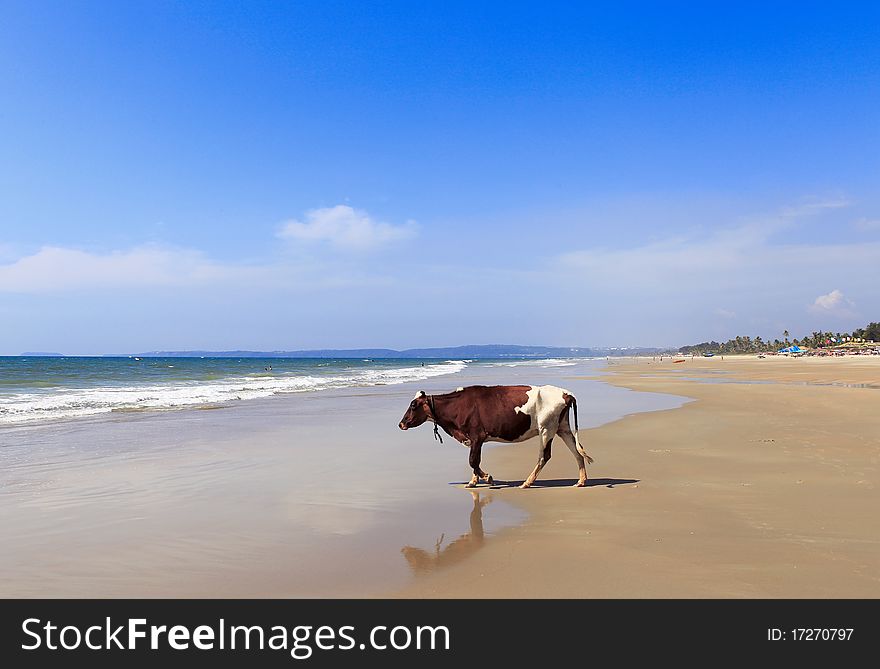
[[854, 217, 880, 231], [780, 197, 851, 219], [557, 198, 857, 288], [812, 289, 847, 310], [277, 205, 417, 250], [0, 245, 226, 293], [0, 244, 391, 294], [557, 197, 879, 299], [559, 226, 767, 285], [0, 204, 418, 294], [809, 289, 856, 316], [555, 202, 878, 339], [714, 308, 736, 319]]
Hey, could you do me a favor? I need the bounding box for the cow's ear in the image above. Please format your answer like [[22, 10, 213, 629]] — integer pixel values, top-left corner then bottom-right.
[[417, 391, 426, 397]]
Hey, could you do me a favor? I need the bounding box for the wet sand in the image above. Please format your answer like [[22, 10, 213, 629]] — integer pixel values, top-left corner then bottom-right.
[[397, 356, 880, 598]]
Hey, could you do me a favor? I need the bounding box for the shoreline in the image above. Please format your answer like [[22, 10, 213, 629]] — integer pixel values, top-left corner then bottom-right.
[[3, 355, 877, 597], [394, 356, 880, 598]]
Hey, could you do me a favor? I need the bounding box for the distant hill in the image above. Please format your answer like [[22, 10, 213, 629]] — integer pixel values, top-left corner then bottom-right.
[[126, 344, 665, 359], [20, 352, 65, 357]]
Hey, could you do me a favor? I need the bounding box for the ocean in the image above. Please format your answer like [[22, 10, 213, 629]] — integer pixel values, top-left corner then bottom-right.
[[0, 356, 470, 425]]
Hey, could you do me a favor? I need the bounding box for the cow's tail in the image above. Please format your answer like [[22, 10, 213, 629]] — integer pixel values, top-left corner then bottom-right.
[[569, 395, 594, 464]]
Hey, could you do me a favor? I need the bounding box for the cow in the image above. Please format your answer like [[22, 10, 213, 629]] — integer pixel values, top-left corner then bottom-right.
[[398, 384, 593, 489]]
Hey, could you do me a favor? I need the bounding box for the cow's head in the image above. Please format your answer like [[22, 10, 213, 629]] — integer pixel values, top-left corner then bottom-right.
[[399, 391, 431, 430]]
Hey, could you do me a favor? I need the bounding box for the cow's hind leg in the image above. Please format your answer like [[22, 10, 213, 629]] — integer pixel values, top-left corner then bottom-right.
[[521, 430, 553, 489], [557, 423, 587, 487], [465, 441, 492, 488]]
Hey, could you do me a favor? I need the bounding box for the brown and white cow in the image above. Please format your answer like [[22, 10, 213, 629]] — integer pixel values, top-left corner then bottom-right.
[[398, 384, 593, 488]]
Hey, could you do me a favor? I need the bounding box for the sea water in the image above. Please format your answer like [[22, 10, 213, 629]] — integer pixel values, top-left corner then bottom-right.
[[0, 356, 467, 424]]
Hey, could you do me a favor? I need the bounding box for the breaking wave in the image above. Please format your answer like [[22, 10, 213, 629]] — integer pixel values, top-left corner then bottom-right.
[[486, 358, 582, 368], [0, 360, 468, 425]]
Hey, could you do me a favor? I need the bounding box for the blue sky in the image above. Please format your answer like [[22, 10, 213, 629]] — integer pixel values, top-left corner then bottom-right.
[[1, 1, 879, 353]]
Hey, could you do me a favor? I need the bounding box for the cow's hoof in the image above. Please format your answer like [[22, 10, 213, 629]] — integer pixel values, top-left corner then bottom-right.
[[465, 482, 477, 489], [573, 481, 587, 488], [485, 476, 494, 486]]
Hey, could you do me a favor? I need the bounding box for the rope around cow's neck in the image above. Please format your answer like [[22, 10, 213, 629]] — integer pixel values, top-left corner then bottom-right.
[[429, 394, 443, 444]]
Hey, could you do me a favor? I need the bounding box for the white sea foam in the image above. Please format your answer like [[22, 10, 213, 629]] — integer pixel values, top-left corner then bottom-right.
[[0, 360, 468, 425], [487, 358, 582, 368]]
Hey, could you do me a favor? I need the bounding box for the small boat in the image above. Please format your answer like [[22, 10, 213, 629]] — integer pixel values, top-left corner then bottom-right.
[[673, 359, 685, 364]]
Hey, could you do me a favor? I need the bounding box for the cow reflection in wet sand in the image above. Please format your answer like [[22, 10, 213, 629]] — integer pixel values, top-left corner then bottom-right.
[[402, 492, 490, 574]]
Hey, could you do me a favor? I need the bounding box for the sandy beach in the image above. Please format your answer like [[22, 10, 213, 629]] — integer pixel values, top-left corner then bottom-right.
[[397, 355, 880, 598]]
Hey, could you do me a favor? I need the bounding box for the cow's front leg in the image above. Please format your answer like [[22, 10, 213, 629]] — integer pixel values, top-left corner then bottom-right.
[[465, 441, 489, 488]]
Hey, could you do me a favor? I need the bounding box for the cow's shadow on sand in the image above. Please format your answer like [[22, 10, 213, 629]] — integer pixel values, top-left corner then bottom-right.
[[450, 477, 639, 489]]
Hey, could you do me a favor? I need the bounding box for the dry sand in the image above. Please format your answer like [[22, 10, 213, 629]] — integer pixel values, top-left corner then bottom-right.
[[396, 356, 880, 598]]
